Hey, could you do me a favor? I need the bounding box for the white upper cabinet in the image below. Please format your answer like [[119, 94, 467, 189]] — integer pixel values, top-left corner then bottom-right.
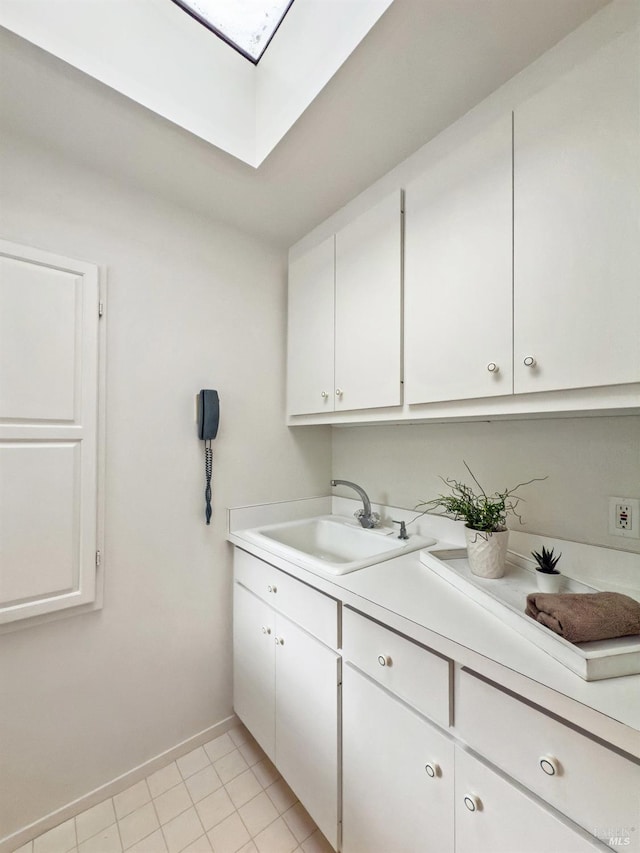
[[287, 235, 335, 416], [0, 241, 103, 626], [514, 28, 640, 394], [287, 190, 402, 416], [404, 115, 513, 404], [334, 190, 402, 412]]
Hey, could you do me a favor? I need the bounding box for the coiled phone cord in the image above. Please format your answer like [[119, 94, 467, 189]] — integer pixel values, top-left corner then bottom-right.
[[205, 440, 213, 525]]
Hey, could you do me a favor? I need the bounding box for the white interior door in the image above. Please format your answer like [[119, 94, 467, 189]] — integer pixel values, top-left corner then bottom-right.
[[0, 241, 101, 625]]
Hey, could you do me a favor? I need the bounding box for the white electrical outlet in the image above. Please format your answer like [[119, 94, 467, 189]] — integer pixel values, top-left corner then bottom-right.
[[608, 497, 640, 539]]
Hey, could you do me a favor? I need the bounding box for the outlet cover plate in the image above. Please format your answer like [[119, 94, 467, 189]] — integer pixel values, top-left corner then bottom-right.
[[608, 497, 640, 539]]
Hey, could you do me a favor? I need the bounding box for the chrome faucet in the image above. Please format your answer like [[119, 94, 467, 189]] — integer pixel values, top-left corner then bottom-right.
[[331, 479, 379, 529]]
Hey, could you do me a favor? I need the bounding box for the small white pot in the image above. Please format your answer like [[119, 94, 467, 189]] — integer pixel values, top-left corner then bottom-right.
[[536, 571, 563, 593], [464, 527, 509, 579]]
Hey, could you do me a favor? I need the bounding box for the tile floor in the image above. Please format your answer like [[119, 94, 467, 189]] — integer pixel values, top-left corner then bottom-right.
[[14, 725, 333, 853]]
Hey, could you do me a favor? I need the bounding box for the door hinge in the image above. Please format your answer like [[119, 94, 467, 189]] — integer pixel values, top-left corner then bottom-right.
[[95, 550, 101, 567], [98, 301, 104, 317]]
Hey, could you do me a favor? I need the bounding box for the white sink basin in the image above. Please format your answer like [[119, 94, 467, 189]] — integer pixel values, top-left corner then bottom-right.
[[238, 515, 436, 576]]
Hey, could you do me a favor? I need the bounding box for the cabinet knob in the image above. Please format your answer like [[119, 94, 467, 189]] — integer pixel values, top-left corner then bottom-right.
[[261, 626, 271, 635], [487, 362, 499, 373], [424, 763, 440, 778], [523, 356, 537, 368], [539, 755, 560, 776], [335, 388, 343, 397], [267, 584, 277, 594], [377, 655, 392, 667], [463, 794, 481, 812], [275, 637, 284, 646], [321, 391, 328, 399]]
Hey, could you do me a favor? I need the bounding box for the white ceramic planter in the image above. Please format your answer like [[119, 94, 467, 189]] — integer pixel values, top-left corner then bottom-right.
[[536, 571, 563, 593], [464, 527, 509, 579]]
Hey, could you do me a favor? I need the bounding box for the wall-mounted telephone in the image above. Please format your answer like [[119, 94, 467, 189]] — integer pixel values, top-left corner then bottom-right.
[[198, 390, 219, 525]]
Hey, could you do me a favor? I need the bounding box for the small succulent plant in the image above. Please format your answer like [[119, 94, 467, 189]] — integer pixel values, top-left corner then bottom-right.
[[531, 546, 562, 574]]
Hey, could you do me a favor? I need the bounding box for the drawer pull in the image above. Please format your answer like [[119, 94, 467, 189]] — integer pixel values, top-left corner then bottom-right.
[[424, 763, 440, 778], [539, 755, 560, 776], [275, 637, 284, 646], [267, 584, 277, 594], [487, 362, 499, 373], [261, 626, 271, 635], [377, 655, 392, 667], [463, 794, 481, 812]]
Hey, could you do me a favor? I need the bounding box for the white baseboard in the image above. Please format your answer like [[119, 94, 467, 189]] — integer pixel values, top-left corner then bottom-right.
[[1, 714, 239, 853]]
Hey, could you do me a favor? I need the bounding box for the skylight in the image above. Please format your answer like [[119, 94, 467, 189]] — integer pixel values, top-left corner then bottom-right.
[[172, 0, 294, 63]]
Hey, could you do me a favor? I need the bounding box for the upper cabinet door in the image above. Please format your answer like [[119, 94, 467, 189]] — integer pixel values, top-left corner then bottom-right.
[[404, 116, 513, 404], [334, 189, 402, 411], [514, 28, 640, 394], [287, 235, 335, 416]]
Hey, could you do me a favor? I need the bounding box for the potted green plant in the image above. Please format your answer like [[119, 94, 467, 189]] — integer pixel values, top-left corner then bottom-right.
[[531, 546, 563, 593], [417, 462, 546, 579]]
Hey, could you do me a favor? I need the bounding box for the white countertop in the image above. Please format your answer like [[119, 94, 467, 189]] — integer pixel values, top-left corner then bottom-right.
[[228, 500, 640, 757]]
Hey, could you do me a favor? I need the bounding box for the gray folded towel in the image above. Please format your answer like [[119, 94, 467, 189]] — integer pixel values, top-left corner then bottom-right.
[[525, 591, 640, 644]]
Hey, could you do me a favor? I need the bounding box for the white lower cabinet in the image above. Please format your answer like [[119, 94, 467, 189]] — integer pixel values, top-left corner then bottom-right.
[[232, 553, 340, 849], [455, 748, 606, 853], [342, 663, 454, 853]]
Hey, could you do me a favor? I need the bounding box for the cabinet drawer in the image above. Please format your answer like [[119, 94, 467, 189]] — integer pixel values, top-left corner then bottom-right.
[[342, 607, 452, 728], [234, 549, 338, 649], [456, 670, 640, 848]]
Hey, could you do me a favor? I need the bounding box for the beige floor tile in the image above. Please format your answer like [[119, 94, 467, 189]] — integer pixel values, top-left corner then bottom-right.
[[206, 812, 250, 853], [236, 844, 258, 853], [225, 770, 263, 810], [264, 781, 296, 816], [203, 734, 235, 764], [300, 830, 333, 853], [177, 748, 211, 780], [114, 781, 152, 820], [213, 750, 249, 785], [251, 760, 279, 790], [126, 829, 168, 853], [77, 824, 122, 853], [13, 843, 33, 853], [238, 739, 266, 768], [119, 802, 159, 850], [75, 799, 117, 844], [180, 835, 213, 853], [153, 782, 193, 826], [281, 805, 315, 845], [147, 762, 183, 799], [33, 818, 77, 853], [253, 818, 297, 853], [162, 808, 205, 853], [227, 726, 250, 748], [195, 788, 236, 832], [238, 793, 279, 838], [184, 765, 223, 803]]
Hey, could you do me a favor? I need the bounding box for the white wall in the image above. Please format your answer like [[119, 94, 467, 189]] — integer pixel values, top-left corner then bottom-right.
[[332, 416, 640, 554], [0, 131, 330, 842]]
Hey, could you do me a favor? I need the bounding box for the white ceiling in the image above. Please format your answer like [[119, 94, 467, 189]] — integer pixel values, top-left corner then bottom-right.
[[0, 0, 610, 248]]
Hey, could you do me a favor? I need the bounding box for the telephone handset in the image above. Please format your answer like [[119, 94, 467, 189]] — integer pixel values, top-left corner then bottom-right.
[[198, 390, 219, 525]]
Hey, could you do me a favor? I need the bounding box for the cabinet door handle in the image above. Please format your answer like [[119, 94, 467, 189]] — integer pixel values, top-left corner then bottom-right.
[[261, 626, 271, 635], [321, 391, 328, 399], [487, 362, 499, 373], [463, 794, 481, 812], [275, 637, 284, 646], [523, 356, 537, 368], [539, 755, 560, 776], [335, 388, 343, 397], [424, 763, 440, 778], [377, 655, 392, 667], [267, 585, 277, 594]]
